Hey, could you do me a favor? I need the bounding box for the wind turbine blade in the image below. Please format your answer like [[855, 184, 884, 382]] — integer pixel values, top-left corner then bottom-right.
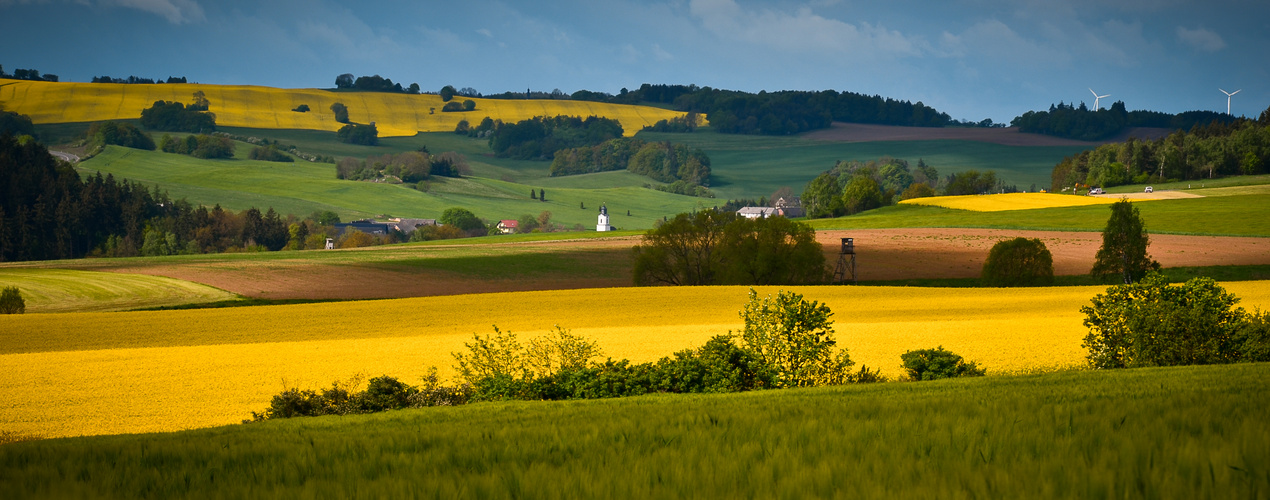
[[1232, 89, 1241, 95]]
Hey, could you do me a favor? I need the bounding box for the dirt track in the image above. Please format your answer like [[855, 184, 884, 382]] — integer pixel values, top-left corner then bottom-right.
[[803, 123, 1171, 147], [90, 229, 1270, 299]]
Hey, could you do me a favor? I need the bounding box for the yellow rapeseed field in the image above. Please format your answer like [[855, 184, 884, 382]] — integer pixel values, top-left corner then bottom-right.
[[4, 283, 1269, 438], [0, 79, 688, 137], [901, 192, 1133, 212]]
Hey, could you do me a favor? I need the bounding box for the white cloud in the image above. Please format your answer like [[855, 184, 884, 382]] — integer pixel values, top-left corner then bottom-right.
[[688, 0, 922, 57], [1176, 26, 1225, 52], [652, 43, 673, 61], [476, 28, 493, 38], [107, 0, 204, 24], [939, 19, 1070, 68]]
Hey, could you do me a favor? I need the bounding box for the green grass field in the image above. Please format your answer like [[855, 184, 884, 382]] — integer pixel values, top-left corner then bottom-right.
[[77, 143, 702, 229], [811, 194, 1270, 236], [639, 129, 1090, 199], [0, 269, 237, 313], [2, 362, 1265, 498]]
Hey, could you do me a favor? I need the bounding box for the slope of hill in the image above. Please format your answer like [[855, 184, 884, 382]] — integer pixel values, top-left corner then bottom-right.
[[0, 79, 688, 137]]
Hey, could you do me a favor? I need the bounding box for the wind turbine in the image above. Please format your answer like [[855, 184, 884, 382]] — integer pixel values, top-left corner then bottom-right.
[[1089, 88, 1110, 111], [1220, 88, 1241, 115]]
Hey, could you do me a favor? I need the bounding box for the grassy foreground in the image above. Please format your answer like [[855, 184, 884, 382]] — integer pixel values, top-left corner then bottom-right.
[[2, 363, 1266, 499]]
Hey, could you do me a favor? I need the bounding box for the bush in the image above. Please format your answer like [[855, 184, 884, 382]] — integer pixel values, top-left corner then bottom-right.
[[159, 133, 234, 159], [738, 289, 857, 387], [336, 123, 378, 145], [981, 237, 1054, 287], [900, 347, 985, 381], [330, 102, 349, 124], [0, 286, 25, 314], [292, 104, 310, 112], [139, 100, 216, 132], [86, 121, 155, 153], [248, 145, 294, 162], [441, 101, 464, 112], [463, 99, 476, 111], [1081, 273, 1247, 368]]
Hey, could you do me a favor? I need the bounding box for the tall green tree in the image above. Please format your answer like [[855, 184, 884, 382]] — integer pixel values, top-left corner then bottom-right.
[[1091, 199, 1159, 284], [840, 175, 883, 215], [801, 173, 843, 218], [632, 210, 824, 286]]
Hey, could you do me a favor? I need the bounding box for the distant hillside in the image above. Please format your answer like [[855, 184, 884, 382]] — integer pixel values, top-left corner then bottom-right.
[[0, 79, 687, 138]]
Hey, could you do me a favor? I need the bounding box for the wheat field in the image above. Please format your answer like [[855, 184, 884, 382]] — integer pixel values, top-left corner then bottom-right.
[[4, 282, 1269, 439], [0, 79, 688, 137]]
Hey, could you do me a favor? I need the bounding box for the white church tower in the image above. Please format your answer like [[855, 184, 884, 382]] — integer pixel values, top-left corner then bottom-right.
[[597, 204, 613, 232]]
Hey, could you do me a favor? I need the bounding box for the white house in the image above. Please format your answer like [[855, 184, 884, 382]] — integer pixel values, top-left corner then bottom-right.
[[597, 204, 614, 231], [497, 219, 519, 234]]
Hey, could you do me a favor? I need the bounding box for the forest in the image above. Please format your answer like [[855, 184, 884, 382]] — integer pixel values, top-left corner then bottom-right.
[[1050, 107, 1270, 190], [487, 115, 624, 160], [1012, 101, 1234, 141]]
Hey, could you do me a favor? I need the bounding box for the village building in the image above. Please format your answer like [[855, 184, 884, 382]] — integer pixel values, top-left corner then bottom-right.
[[773, 197, 805, 218], [497, 219, 519, 234], [390, 218, 437, 233]]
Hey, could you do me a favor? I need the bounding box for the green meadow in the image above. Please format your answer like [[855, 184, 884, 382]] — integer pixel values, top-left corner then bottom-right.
[[0, 269, 236, 313], [78, 143, 702, 229], [2, 363, 1265, 499], [810, 194, 1270, 237]]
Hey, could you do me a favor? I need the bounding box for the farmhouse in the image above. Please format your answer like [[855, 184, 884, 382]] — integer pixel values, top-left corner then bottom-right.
[[497, 220, 519, 234], [737, 206, 778, 219], [773, 197, 805, 218]]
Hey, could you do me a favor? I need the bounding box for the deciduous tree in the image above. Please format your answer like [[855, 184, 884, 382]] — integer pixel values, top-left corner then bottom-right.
[[1091, 199, 1159, 284]]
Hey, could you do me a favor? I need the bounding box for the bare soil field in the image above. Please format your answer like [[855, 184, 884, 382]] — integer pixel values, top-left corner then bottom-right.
[[61, 229, 1270, 300], [819, 228, 1270, 280], [803, 123, 1171, 147]]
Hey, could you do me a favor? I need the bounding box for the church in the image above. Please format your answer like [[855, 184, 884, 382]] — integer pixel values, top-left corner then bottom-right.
[[597, 204, 614, 232]]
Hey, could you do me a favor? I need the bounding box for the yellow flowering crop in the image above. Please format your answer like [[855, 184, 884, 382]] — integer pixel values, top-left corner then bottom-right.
[[0, 79, 689, 137], [901, 192, 1134, 212], [4, 282, 1269, 438]]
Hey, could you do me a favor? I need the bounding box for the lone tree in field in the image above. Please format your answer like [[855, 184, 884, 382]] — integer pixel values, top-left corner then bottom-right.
[[981, 237, 1054, 287], [0, 286, 24, 314], [330, 102, 349, 124], [1091, 199, 1159, 284]]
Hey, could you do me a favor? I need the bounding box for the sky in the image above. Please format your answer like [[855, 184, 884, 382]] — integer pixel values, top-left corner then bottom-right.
[[1, 0, 1267, 124]]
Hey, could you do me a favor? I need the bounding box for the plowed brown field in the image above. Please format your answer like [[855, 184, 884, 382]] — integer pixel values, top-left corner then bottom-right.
[[65, 229, 1270, 299]]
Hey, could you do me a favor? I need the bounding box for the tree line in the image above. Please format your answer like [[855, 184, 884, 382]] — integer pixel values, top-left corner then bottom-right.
[[488, 115, 624, 160], [0, 64, 57, 82], [336, 150, 470, 184], [549, 137, 711, 189], [1012, 101, 1235, 141], [1051, 107, 1270, 191], [91, 76, 187, 84], [568, 84, 954, 135], [334, 73, 421, 94]]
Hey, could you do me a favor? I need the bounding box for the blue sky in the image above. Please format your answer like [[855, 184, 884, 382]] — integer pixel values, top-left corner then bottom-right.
[[1, 0, 1266, 123]]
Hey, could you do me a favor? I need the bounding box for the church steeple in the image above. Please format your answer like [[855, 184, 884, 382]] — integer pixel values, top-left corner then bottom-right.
[[597, 203, 613, 232]]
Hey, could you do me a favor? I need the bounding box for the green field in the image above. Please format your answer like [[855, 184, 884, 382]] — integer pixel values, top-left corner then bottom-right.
[[0, 269, 237, 313], [811, 194, 1270, 236], [77, 143, 702, 229], [638, 129, 1091, 199], [2, 363, 1265, 498]]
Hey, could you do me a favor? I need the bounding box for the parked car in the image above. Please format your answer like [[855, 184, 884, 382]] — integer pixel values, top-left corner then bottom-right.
[[1089, 187, 1104, 195], [1145, 186, 1154, 193]]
